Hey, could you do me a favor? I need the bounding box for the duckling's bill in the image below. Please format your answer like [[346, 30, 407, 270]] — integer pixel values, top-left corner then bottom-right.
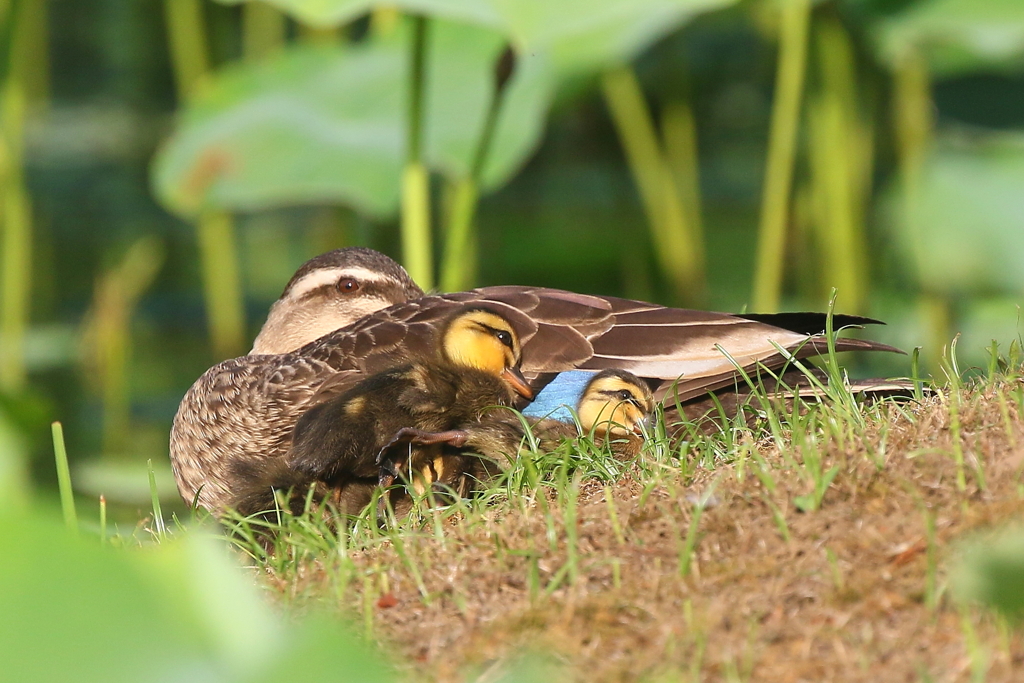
[[502, 366, 534, 399]]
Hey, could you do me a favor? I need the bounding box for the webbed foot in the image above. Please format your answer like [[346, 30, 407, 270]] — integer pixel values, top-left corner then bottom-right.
[[376, 428, 469, 466]]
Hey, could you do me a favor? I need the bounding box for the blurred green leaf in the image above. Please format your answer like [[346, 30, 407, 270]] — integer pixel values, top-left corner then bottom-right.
[[889, 131, 1024, 295], [152, 20, 554, 219], [219, 0, 737, 74], [953, 526, 1024, 620], [0, 515, 214, 683], [876, 0, 1024, 74], [250, 615, 394, 683], [216, 0, 504, 29], [501, 0, 738, 76], [153, 38, 404, 218], [0, 516, 394, 683], [133, 531, 284, 677]]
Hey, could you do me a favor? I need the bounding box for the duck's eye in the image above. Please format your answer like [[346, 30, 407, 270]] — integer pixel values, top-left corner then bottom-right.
[[495, 330, 513, 348], [617, 390, 633, 402], [337, 278, 360, 294]]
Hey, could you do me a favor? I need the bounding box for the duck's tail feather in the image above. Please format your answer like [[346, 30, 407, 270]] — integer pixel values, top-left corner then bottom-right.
[[737, 312, 884, 334]]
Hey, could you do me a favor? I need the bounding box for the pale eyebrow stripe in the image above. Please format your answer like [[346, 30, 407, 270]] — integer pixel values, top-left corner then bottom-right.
[[286, 266, 392, 300]]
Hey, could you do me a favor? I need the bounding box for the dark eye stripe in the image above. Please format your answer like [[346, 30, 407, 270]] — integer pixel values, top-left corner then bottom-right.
[[599, 389, 642, 404], [475, 322, 515, 349]]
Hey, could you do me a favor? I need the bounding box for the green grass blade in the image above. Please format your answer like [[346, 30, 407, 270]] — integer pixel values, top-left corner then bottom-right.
[[148, 458, 166, 538], [99, 494, 107, 545], [51, 421, 77, 532]]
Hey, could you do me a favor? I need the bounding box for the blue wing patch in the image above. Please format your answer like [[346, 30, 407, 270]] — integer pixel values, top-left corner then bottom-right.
[[522, 370, 598, 423]]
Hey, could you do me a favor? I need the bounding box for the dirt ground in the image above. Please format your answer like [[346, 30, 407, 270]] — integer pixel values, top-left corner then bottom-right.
[[263, 382, 1024, 682]]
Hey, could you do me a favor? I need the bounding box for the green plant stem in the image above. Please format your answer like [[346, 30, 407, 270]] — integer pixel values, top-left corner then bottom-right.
[[99, 495, 107, 545], [440, 49, 508, 292], [162, 0, 210, 100], [52, 422, 77, 532], [601, 65, 703, 305], [661, 100, 706, 283], [19, 0, 47, 109], [197, 211, 246, 358], [751, 0, 811, 312], [0, 0, 37, 393], [90, 237, 164, 456], [164, 0, 246, 357], [808, 98, 862, 311], [894, 50, 945, 372], [0, 131, 30, 392], [921, 294, 951, 380], [808, 19, 868, 313], [299, 23, 340, 46], [242, 1, 286, 61], [401, 16, 433, 290], [440, 178, 479, 292]]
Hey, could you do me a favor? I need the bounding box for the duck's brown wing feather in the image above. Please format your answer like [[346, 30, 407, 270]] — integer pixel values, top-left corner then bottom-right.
[[297, 287, 901, 396], [468, 288, 901, 383]]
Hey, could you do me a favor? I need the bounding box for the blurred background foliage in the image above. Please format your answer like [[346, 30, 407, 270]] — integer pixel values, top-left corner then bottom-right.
[[0, 0, 1023, 514]]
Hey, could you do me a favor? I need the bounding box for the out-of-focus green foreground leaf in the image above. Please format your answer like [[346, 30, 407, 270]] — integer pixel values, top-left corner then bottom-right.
[[954, 526, 1024, 621], [0, 515, 393, 683]]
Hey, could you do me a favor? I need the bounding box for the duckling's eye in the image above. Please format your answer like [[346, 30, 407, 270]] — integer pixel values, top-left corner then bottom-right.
[[617, 390, 633, 402], [495, 330, 513, 348], [337, 278, 360, 294]]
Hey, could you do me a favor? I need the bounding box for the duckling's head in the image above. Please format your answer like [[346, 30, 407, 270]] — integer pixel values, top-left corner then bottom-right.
[[251, 248, 424, 355], [441, 308, 534, 399], [577, 369, 655, 436]]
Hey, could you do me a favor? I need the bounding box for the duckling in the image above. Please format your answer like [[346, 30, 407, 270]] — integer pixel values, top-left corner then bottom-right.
[[364, 368, 656, 504], [437, 368, 657, 483], [576, 368, 656, 441], [172, 248, 903, 513], [228, 307, 533, 517]]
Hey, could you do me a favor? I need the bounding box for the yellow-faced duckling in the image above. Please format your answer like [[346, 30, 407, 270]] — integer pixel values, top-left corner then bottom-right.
[[454, 368, 657, 478], [228, 307, 533, 518]]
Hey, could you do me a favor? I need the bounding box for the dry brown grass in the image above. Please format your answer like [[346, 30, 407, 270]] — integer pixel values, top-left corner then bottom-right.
[[252, 378, 1024, 682]]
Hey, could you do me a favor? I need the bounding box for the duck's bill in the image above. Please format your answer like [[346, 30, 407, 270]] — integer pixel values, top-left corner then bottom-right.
[[502, 367, 535, 399]]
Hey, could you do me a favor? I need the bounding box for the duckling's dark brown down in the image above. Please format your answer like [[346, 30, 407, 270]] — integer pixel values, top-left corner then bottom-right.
[[288, 362, 514, 484]]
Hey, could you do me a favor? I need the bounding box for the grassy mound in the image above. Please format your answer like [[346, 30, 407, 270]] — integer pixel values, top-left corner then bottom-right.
[[224, 352, 1024, 682]]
